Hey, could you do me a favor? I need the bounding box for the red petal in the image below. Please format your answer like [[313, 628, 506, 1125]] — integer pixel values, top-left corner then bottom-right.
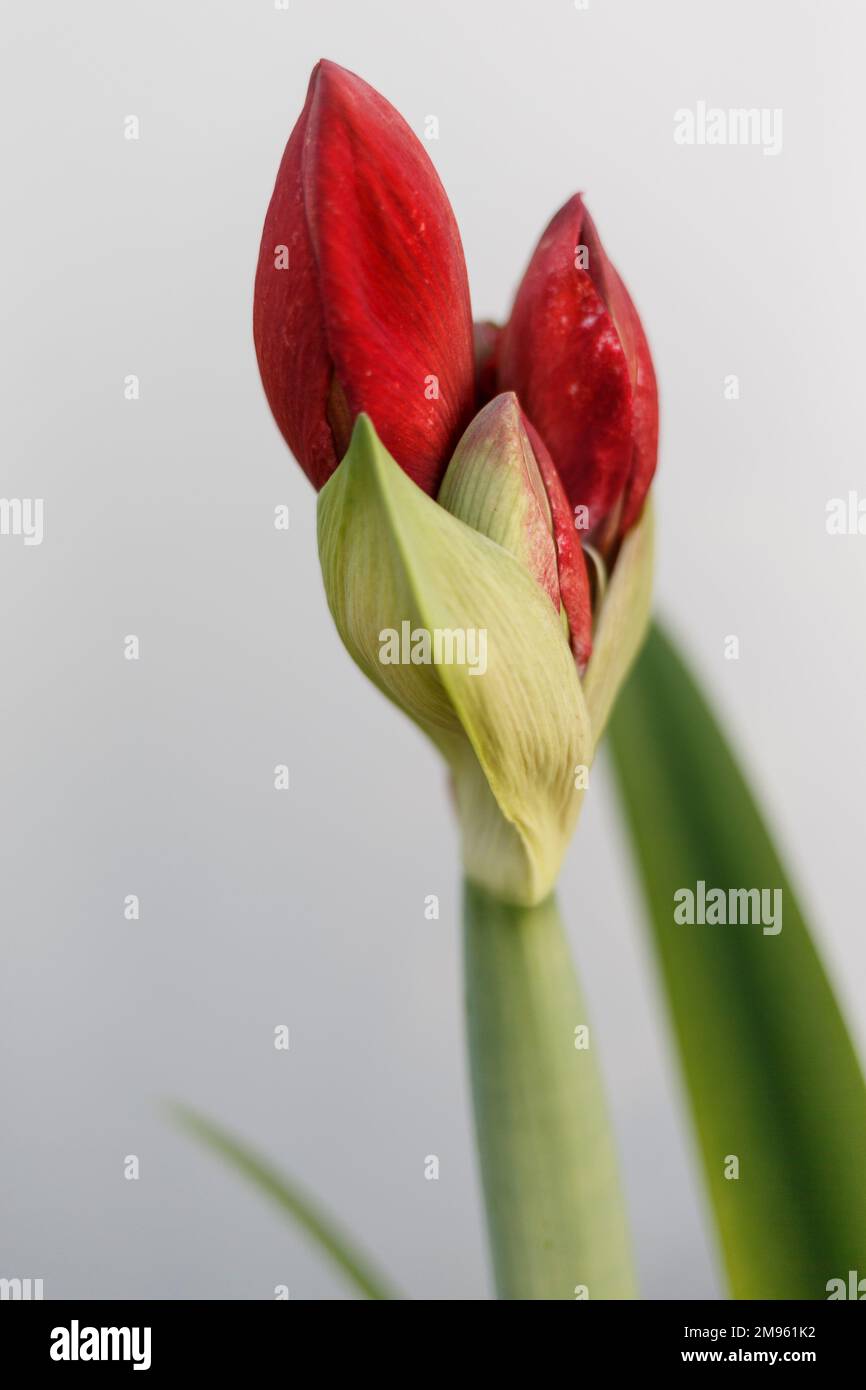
[[254, 70, 336, 489], [607, 265, 658, 531], [523, 415, 593, 671], [499, 194, 650, 534], [576, 210, 658, 532], [308, 61, 474, 493], [254, 61, 476, 494]]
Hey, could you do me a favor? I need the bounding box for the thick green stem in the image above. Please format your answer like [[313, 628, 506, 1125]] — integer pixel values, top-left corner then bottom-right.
[[464, 880, 637, 1299]]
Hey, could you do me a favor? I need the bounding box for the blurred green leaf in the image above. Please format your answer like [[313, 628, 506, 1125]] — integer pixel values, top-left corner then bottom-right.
[[171, 1106, 399, 1300], [608, 622, 866, 1299]]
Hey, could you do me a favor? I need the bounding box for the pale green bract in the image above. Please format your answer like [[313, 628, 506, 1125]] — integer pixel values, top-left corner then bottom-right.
[[317, 414, 652, 906], [583, 502, 655, 745]]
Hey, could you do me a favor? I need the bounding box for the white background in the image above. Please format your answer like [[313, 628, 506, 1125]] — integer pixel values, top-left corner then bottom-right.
[[1, 0, 863, 1299]]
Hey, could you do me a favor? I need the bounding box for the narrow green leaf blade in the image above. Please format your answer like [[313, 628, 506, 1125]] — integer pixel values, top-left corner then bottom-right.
[[607, 623, 866, 1299], [170, 1105, 399, 1300]]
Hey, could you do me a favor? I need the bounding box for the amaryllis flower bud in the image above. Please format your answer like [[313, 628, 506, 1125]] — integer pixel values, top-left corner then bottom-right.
[[254, 59, 476, 495], [438, 393, 593, 671], [254, 63, 660, 906], [318, 413, 592, 906], [497, 194, 658, 541]]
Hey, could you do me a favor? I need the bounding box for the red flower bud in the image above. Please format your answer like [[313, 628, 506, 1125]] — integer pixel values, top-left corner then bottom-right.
[[438, 393, 593, 670], [522, 413, 593, 670], [253, 60, 476, 495], [497, 194, 658, 540]]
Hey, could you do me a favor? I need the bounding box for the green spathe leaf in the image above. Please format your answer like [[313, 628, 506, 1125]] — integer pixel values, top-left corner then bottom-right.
[[608, 623, 866, 1298], [317, 415, 591, 906], [583, 501, 654, 750], [170, 1105, 398, 1300]]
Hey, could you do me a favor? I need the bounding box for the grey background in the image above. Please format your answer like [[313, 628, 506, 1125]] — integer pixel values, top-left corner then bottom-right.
[[2, 0, 864, 1300]]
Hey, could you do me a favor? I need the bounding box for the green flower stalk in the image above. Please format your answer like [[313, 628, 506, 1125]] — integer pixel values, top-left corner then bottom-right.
[[255, 60, 659, 1298], [464, 884, 636, 1299]]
